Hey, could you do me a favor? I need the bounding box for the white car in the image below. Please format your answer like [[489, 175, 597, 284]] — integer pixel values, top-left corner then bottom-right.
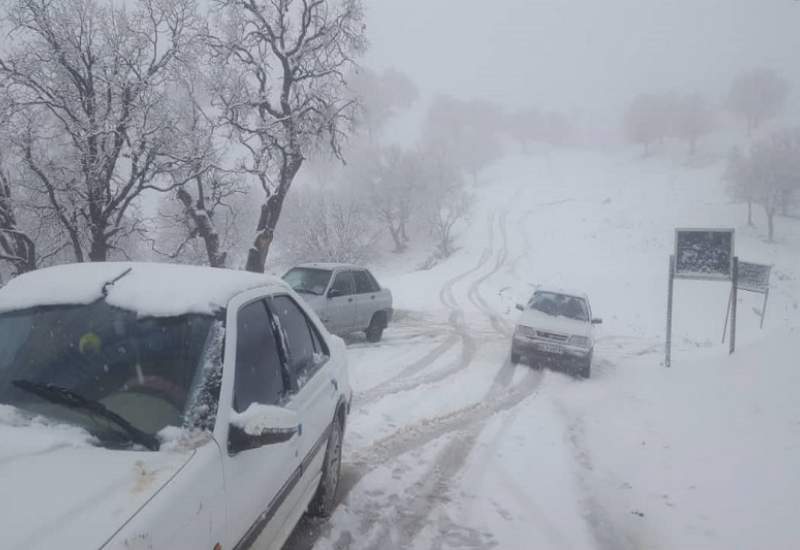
[[511, 288, 602, 378], [0, 262, 351, 550], [283, 263, 393, 342]]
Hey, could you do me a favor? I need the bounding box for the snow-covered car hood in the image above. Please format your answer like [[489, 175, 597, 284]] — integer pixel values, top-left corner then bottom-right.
[[0, 422, 193, 550], [517, 308, 592, 338]]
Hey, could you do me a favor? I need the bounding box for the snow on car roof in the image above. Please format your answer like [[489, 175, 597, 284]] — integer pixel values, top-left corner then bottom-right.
[[0, 262, 286, 317], [293, 262, 366, 271]]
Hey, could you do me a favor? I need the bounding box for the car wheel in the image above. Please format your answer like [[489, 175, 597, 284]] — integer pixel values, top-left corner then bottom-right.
[[578, 359, 591, 379], [308, 416, 344, 518], [365, 314, 385, 343], [510, 351, 521, 364]]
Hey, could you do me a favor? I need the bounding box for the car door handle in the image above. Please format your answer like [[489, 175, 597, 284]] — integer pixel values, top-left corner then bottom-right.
[[331, 379, 338, 392], [348, 298, 353, 303], [371, 295, 375, 300]]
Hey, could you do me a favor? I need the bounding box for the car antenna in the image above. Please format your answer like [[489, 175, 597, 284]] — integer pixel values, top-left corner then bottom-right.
[[102, 267, 133, 297]]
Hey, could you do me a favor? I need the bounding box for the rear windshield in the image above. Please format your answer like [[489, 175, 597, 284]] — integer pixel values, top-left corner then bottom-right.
[[283, 268, 332, 296]]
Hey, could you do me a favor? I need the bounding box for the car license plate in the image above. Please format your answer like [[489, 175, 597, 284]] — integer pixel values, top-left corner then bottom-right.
[[539, 342, 564, 355]]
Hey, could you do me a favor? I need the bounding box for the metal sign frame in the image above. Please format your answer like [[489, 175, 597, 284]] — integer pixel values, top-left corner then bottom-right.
[[673, 228, 736, 281], [722, 262, 772, 340], [666, 228, 739, 368]]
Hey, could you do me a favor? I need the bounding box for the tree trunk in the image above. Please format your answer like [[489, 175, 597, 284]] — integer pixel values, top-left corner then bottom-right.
[[88, 227, 108, 262], [245, 156, 303, 273], [689, 136, 697, 156], [177, 187, 227, 268], [747, 201, 753, 226], [399, 217, 410, 243], [389, 224, 405, 253], [766, 206, 775, 242]]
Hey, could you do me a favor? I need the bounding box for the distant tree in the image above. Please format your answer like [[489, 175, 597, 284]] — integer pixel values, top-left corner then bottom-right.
[[422, 95, 503, 184], [727, 129, 800, 241], [209, 0, 367, 273], [724, 147, 757, 226], [674, 94, 716, 155], [350, 68, 418, 139], [624, 94, 670, 156], [507, 108, 542, 153], [421, 152, 471, 258], [276, 184, 379, 265], [727, 68, 790, 136]]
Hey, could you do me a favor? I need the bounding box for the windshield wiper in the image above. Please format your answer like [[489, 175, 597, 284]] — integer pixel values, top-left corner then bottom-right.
[[12, 380, 159, 451], [295, 288, 321, 296]]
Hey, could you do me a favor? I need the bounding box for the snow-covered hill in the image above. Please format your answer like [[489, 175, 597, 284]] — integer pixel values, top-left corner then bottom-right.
[[283, 148, 800, 550]]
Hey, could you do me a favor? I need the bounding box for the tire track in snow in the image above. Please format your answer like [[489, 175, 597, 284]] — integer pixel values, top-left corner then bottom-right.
[[356, 369, 547, 550], [467, 212, 513, 337]]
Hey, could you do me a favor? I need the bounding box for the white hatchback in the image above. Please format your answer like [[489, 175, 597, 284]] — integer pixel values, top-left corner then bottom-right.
[[0, 262, 351, 550]]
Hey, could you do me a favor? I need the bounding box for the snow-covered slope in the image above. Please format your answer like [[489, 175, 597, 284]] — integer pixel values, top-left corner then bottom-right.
[[285, 147, 800, 550]]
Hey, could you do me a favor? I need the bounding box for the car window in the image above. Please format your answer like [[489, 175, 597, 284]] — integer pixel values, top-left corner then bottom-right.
[[529, 292, 589, 322], [233, 300, 286, 412], [353, 270, 379, 294], [282, 267, 332, 296], [330, 271, 356, 296], [268, 296, 329, 387]]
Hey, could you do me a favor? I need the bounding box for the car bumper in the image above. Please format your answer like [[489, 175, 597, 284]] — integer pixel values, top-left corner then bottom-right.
[[512, 336, 592, 363]]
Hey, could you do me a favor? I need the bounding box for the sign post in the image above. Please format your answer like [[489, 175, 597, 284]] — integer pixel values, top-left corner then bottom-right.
[[729, 257, 738, 355], [667, 228, 735, 367], [666, 255, 675, 368], [723, 261, 772, 342]]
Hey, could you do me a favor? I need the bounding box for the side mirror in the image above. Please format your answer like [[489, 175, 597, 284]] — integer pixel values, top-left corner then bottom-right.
[[228, 405, 301, 454], [327, 288, 344, 299], [591, 318, 603, 325], [515, 303, 525, 312]]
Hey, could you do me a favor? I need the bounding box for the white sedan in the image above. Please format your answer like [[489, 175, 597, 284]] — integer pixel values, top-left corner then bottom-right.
[[0, 262, 351, 550], [511, 288, 602, 378]]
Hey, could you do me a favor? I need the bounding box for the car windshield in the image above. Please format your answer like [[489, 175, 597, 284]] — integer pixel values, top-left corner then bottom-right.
[[283, 267, 332, 296], [0, 300, 218, 449], [528, 292, 589, 322]]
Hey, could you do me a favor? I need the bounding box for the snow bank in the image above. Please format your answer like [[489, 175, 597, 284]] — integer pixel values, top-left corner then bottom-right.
[[555, 328, 800, 550], [0, 262, 287, 317]]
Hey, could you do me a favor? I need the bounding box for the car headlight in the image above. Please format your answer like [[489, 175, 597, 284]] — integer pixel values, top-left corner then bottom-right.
[[515, 325, 537, 338], [569, 335, 591, 349]]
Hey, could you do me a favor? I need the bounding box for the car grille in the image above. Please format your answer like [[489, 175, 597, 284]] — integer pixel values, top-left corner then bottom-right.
[[535, 330, 569, 342]]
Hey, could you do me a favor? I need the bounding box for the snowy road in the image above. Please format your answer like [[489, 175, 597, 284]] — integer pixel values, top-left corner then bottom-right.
[[276, 149, 800, 550]]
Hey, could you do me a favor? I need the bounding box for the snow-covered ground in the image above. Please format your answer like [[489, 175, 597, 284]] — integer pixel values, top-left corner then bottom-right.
[[283, 147, 800, 550]]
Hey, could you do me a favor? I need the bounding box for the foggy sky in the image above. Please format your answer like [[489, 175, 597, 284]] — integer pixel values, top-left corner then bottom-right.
[[364, 0, 800, 121]]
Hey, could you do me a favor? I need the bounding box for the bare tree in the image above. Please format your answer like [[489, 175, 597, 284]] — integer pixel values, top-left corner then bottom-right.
[[422, 152, 471, 258], [0, 160, 36, 274], [727, 130, 800, 241], [423, 95, 504, 185], [152, 79, 246, 268], [674, 94, 715, 155], [727, 68, 790, 136], [507, 108, 542, 153], [724, 147, 757, 226], [350, 67, 418, 140], [0, 0, 203, 262], [276, 183, 378, 265], [209, 0, 367, 273], [624, 93, 671, 156], [355, 145, 419, 253]]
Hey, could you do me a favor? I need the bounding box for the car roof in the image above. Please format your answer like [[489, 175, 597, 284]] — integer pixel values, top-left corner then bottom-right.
[[0, 262, 288, 317], [533, 286, 590, 301], [293, 262, 368, 271]]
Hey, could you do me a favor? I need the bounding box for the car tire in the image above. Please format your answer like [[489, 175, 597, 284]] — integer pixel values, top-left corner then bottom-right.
[[365, 314, 385, 343], [578, 359, 591, 379], [511, 351, 521, 364], [308, 415, 344, 518]]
